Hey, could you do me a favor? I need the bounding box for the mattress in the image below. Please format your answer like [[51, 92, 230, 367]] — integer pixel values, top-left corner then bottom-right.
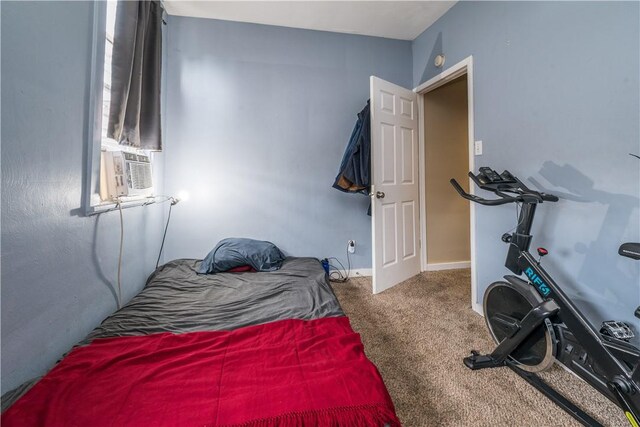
[[83, 257, 344, 341], [2, 257, 344, 410]]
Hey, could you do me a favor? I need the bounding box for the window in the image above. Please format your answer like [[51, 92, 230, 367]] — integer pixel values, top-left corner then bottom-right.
[[98, 1, 153, 204], [101, 0, 117, 147], [84, 1, 157, 215]]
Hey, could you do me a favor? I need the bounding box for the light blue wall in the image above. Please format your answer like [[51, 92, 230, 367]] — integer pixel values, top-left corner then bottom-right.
[[162, 17, 412, 268], [2, 0, 637, 396], [1, 1, 165, 393], [413, 1, 640, 329]]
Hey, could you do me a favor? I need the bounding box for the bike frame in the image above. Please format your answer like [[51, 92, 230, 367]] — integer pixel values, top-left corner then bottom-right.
[[507, 199, 640, 422]]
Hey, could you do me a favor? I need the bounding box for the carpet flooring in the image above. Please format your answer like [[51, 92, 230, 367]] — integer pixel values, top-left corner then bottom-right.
[[331, 269, 626, 427]]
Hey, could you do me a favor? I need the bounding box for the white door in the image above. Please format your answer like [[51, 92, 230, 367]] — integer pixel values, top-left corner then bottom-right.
[[370, 76, 420, 294]]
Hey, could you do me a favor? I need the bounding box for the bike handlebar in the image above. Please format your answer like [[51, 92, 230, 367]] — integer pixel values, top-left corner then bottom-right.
[[450, 179, 518, 205], [450, 169, 559, 206], [540, 193, 560, 202]]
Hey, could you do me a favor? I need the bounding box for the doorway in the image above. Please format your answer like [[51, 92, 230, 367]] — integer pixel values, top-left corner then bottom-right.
[[415, 56, 480, 314], [424, 75, 470, 269]]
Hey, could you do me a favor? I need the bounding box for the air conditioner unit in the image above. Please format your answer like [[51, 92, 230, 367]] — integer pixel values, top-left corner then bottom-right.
[[102, 151, 154, 201]]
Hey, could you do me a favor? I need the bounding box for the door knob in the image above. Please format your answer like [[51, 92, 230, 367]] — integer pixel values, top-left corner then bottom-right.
[[376, 191, 385, 199]]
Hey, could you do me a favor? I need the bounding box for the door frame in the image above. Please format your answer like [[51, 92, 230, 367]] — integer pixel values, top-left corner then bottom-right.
[[414, 56, 481, 315]]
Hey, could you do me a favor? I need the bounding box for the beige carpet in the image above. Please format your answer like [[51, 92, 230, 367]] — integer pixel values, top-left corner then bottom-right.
[[331, 269, 625, 427]]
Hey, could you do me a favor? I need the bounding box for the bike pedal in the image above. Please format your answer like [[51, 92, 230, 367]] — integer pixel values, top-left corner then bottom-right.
[[600, 320, 635, 341]]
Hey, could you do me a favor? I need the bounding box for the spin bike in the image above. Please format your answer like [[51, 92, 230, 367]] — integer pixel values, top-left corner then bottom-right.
[[450, 167, 640, 427]]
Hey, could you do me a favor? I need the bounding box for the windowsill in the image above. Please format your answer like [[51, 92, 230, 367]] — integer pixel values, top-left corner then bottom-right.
[[85, 195, 161, 216]]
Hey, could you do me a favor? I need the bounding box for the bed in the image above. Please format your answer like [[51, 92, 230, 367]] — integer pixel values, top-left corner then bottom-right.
[[2, 257, 400, 426]]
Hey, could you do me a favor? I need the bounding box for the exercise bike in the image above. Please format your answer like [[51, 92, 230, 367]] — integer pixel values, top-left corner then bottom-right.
[[450, 167, 640, 427]]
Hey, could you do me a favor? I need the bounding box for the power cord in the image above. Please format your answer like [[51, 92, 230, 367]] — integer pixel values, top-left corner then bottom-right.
[[502, 201, 526, 253], [110, 194, 180, 308], [116, 198, 124, 309], [327, 242, 352, 283], [155, 197, 179, 269], [502, 201, 524, 236]]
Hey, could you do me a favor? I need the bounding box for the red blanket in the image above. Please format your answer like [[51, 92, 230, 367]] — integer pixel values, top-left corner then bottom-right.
[[3, 317, 400, 427]]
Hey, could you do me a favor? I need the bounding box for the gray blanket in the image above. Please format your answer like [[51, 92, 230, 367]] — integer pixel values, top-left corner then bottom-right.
[[2, 257, 343, 410]]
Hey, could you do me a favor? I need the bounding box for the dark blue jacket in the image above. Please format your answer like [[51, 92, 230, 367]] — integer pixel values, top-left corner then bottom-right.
[[332, 101, 370, 194]]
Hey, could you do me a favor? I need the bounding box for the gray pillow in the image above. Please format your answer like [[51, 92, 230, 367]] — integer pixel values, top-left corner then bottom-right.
[[198, 238, 285, 274]]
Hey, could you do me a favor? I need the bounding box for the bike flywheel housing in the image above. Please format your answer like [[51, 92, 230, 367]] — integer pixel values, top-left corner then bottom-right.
[[484, 280, 557, 372]]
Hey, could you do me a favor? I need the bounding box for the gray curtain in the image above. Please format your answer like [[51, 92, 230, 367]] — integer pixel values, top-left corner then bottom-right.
[[108, 1, 163, 151]]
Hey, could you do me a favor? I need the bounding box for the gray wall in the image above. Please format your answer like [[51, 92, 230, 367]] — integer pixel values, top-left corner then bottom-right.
[[1, 1, 165, 393], [162, 17, 412, 268], [413, 1, 640, 329]]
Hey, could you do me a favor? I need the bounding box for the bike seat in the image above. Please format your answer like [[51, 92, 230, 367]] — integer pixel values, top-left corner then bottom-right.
[[619, 242, 640, 260]]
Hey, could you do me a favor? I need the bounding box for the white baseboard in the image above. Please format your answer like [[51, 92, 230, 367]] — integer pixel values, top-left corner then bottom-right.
[[472, 302, 484, 316], [350, 268, 372, 277], [343, 263, 469, 278], [425, 261, 471, 271], [345, 263, 469, 277]]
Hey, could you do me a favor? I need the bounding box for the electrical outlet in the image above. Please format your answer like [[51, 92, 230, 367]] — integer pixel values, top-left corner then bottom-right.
[[348, 240, 356, 254], [474, 140, 483, 156]]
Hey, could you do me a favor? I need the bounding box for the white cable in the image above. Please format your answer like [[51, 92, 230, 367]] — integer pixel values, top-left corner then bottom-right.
[[116, 199, 124, 309], [111, 195, 177, 307]]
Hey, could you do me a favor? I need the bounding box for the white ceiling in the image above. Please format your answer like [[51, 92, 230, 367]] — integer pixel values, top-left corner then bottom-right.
[[163, 1, 456, 41]]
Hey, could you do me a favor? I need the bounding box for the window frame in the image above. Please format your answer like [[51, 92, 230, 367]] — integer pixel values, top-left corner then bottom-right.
[[83, 1, 155, 216]]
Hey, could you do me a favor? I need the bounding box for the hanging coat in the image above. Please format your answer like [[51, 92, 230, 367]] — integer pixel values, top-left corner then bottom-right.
[[332, 101, 371, 194]]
